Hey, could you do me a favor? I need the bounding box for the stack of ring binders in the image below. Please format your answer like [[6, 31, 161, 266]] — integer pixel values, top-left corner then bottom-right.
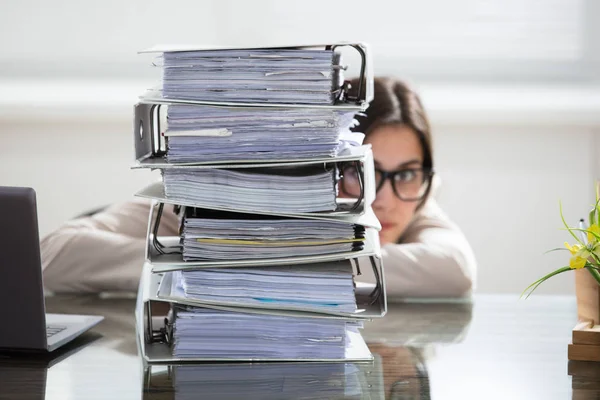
[[132, 43, 387, 363]]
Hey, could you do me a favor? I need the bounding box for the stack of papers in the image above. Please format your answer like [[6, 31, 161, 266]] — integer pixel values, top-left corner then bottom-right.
[[163, 165, 337, 213], [172, 306, 364, 360], [164, 105, 359, 163], [182, 208, 364, 261], [158, 49, 343, 104], [170, 261, 357, 313], [170, 363, 364, 400], [134, 43, 383, 364]]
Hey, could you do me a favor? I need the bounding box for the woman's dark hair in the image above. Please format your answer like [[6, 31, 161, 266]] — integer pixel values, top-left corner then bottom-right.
[[348, 77, 434, 207]]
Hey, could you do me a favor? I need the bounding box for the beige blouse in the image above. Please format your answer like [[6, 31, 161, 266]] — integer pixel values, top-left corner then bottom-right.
[[41, 196, 476, 298]]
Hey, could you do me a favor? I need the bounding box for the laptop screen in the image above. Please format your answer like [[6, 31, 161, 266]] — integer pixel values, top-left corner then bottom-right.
[[0, 186, 48, 350]]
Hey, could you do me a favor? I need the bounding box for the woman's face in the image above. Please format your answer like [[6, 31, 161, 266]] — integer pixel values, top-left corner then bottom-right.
[[365, 124, 424, 245]]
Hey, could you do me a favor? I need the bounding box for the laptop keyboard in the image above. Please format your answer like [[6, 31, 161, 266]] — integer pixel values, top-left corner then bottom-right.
[[46, 325, 67, 338]]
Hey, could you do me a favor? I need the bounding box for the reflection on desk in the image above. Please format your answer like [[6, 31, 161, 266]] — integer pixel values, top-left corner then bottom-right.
[[0, 331, 101, 400], [0, 294, 582, 399], [143, 360, 384, 400]]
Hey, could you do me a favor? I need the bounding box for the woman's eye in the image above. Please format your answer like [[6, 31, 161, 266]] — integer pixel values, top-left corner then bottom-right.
[[394, 170, 417, 182]]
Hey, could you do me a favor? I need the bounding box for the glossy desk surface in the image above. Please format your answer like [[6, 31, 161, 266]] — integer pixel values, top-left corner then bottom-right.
[[0, 294, 586, 399]]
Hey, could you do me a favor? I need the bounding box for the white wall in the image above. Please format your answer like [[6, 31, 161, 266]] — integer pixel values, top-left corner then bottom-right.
[[2, 0, 600, 295], [1, 118, 159, 229], [1, 0, 597, 82], [434, 125, 594, 295]]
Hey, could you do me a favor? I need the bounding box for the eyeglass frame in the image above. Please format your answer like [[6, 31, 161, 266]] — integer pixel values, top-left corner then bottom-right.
[[339, 163, 434, 202], [373, 167, 434, 202]]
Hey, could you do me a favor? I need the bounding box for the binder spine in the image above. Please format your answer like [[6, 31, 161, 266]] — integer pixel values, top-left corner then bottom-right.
[[134, 103, 165, 161]]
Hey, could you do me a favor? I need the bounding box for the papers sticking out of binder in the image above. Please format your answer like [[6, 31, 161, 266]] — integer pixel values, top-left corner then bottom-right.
[[132, 102, 364, 165], [138, 43, 373, 110]]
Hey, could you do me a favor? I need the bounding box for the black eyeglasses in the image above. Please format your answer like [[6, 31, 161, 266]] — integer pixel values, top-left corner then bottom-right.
[[340, 164, 434, 202]]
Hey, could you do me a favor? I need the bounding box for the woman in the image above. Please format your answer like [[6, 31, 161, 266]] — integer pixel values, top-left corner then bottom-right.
[[41, 77, 475, 297], [342, 77, 476, 298], [41, 198, 180, 293]]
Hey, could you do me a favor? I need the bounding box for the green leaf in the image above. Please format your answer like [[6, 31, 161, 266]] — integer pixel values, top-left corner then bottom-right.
[[587, 266, 600, 286], [560, 201, 584, 245], [521, 266, 572, 299], [543, 247, 569, 254], [570, 228, 600, 242], [594, 193, 600, 227]]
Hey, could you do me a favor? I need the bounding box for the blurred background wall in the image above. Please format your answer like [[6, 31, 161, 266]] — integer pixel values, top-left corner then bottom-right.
[[1, 0, 599, 294]]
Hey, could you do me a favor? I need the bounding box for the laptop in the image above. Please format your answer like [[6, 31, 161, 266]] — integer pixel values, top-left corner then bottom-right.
[[0, 186, 104, 352]]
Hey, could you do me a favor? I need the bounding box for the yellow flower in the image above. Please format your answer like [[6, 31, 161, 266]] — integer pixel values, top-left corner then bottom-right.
[[589, 224, 600, 244], [570, 253, 588, 269], [565, 241, 600, 270], [565, 242, 583, 255]]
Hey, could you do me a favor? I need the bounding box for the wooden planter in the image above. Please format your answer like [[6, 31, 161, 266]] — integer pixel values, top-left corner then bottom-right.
[[568, 269, 600, 361]]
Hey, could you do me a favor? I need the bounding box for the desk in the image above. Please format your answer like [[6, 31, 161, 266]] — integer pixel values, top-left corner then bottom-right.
[[0, 295, 581, 399]]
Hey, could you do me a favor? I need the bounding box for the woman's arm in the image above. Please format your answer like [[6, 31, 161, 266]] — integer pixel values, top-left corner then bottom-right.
[[40, 198, 180, 293], [382, 199, 477, 299]]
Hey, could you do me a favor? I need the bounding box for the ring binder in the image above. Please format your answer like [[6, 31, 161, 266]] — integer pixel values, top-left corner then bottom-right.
[[133, 103, 369, 168], [149, 204, 368, 258], [134, 146, 376, 219], [144, 200, 382, 271], [146, 255, 387, 320], [138, 42, 373, 109]]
